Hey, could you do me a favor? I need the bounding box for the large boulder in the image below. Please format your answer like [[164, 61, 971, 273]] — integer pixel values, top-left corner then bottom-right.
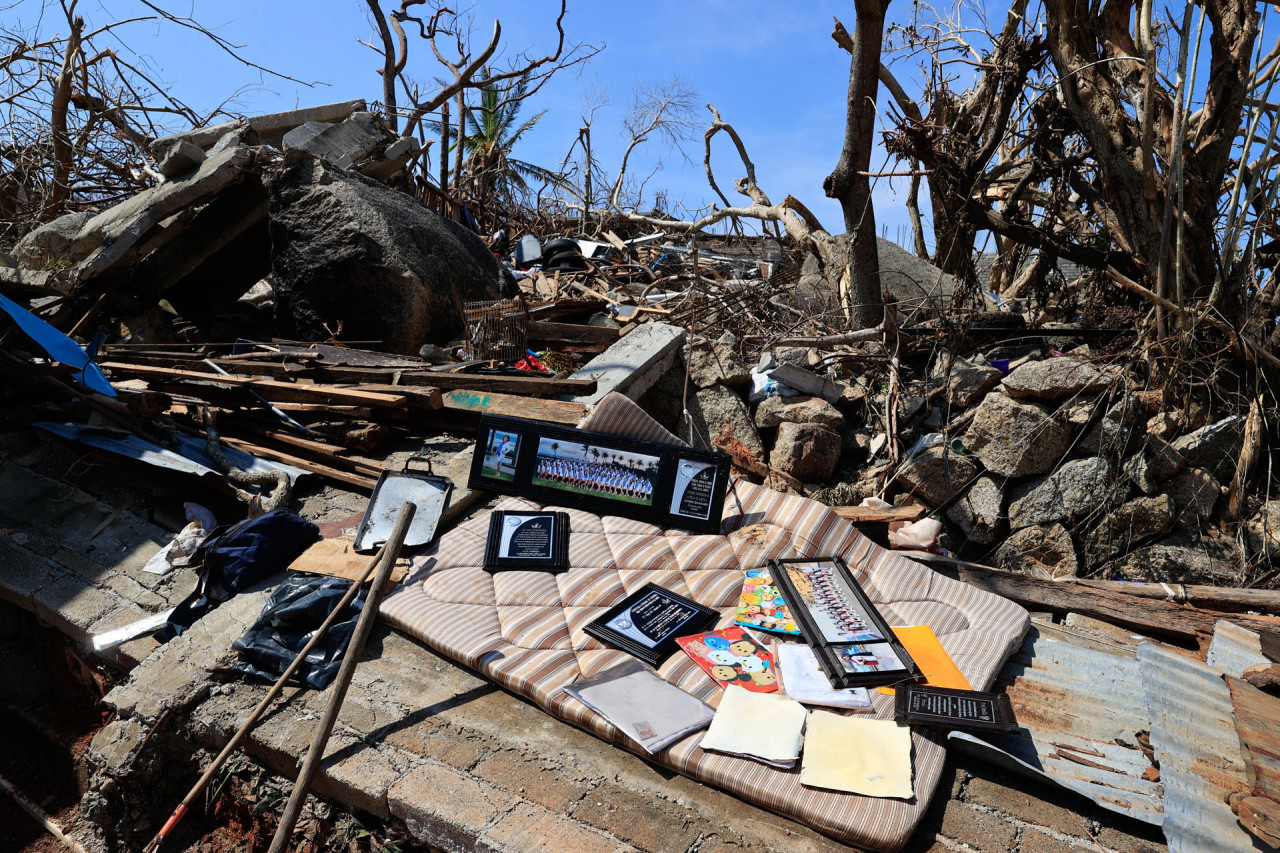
[[946, 476, 1004, 545], [963, 393, 1071, 477], [769, 422, 842, 482], [1164, 466, 1222, 522], [1169, 415, 1245, 482], [1086, 495, 1175, 565], [682, 383, 765, 460], [1008, 456, 1116, 530], [929, 353, 1002, 409], [1001, 357, 1115, 401], [755, 395, 844, 429], [995, 522, 1078, 578], [264, 150, 512, 354], [895, 446, 978, 508]]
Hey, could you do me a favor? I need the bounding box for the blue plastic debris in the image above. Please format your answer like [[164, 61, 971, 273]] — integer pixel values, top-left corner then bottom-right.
[[0, 292, 116, 397]]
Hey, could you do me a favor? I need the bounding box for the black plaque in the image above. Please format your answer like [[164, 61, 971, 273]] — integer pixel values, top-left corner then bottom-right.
[[670, 459, 718, 521], [894, 684, 1017, 732], [584, 583, 719, 667], [483, 511, 569, 571]]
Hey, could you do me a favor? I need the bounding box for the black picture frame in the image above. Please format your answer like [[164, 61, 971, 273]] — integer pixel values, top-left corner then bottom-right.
[[583, 582, 720, 667], [467, 414, 732, 535], [483, 510, 570, 572], [894, 684, 1018, 732], [768, 556, 923, 689]]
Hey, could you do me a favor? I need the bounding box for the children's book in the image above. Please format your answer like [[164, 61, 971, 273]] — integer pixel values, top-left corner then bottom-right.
[[676, 626, 778, 693], [733, 568, 801, 635]]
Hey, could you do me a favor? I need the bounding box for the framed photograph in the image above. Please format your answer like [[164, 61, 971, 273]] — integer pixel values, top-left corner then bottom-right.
[[583, 582, 720, 667], [769, 557, 922, 689], [467, 415, 731, 534], [483, 510, 570, 572]]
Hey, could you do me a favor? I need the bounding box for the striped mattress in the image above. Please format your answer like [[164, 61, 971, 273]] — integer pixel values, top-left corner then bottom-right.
[[380, 393, 1029, 851]]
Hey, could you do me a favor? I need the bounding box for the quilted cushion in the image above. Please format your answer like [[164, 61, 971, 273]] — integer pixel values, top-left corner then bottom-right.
[[381, 393, 1029, 851]]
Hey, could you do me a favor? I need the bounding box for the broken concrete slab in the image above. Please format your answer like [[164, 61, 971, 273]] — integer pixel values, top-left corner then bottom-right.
[[150, 99, 367, 160], [769, 362, 846, 404], [567, 322, 687, 406], [157, 139, 206, 179]]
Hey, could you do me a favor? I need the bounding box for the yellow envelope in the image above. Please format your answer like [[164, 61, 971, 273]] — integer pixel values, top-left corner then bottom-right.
[[878, 624, 972, 696], [800, 711, 913, 798]]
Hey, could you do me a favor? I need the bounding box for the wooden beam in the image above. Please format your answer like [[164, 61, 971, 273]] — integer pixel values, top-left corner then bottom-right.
[[909, 553, 1280, 643], [525, 320, 623, 344], [1076, 579, 1280, 616], [216, 436, 378, 489], [205, 359, 598, 395], [99, 362, 408, 408], [833, 504, 928, 523], [438, 389, 586, 425]]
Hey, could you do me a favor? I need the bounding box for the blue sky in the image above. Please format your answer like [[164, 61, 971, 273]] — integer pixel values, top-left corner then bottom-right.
[[29, 0, 930, 243]]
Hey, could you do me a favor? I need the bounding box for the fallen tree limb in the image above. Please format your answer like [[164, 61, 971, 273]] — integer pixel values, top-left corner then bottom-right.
[[766, 326, 886, 347]]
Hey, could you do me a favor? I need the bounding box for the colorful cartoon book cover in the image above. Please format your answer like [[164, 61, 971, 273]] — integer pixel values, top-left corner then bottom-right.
[[677, 626, 779, 693], [733, 568, 801, 635]]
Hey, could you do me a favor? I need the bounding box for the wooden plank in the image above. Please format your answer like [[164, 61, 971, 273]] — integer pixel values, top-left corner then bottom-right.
[[438, 389, 586, 425], [216, 436, 378, 489], [1076, 579, 1280, 616], [207, 359, 598, 395], [909, 552, 1280, 644], [331, 384, 442, 409], [526, 320, 623, 344], [833, 504, 928, 523], [100, 362, 408, 408], [232, 425, 351, 457], [290, 537, 409, 594]]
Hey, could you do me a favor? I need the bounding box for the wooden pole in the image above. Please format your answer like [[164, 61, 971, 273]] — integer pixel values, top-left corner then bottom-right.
[[0, 770, 92, 853], [143, 517, 412, 853], [266, 502, 416, 853]]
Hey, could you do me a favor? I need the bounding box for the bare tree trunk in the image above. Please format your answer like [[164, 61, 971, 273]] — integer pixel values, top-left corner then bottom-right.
[[365, 0, 400, 131], [453, 90, 466, 195], [581, 124, 592, 231], [439, 99, 450, 214], [823, 0, 890, 329], [48, 10, 84, 217]]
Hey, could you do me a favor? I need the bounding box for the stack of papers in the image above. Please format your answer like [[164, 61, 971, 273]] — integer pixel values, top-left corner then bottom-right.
[[775, 643, 872, 709], [562, 660, 714, 753], [699, 687, 808, 768]]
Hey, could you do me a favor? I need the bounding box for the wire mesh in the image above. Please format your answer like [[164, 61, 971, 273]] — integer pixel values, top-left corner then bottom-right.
[[464, 298, 529, 363]]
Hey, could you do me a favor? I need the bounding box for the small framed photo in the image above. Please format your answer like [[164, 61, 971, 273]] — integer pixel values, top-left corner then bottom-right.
[[483, 510, 569, 572], [584, 582, 720, 667], [769, 557, 922, 689], [467, 415, 731, 534]]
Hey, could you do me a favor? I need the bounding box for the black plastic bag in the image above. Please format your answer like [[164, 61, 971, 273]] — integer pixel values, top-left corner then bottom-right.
[[156, 510, 319, 642], [231, 575, 365, 690]]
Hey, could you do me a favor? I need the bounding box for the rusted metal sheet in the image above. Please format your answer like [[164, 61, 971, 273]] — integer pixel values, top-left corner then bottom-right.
[[1137, 641, 1263, 852], [1227, 675, 1280, 801], [949, 618, 1164, 824]]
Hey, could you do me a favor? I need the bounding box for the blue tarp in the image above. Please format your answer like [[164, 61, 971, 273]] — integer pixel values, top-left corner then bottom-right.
[[0, 292, 115, 396]]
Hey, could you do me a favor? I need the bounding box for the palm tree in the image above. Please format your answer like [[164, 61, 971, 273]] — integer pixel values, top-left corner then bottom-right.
[[438, 70, 568, 206], [550, 442, 559, 460]]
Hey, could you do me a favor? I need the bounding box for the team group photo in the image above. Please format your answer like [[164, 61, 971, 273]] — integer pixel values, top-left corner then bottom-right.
[[532, 438, 660, 506]]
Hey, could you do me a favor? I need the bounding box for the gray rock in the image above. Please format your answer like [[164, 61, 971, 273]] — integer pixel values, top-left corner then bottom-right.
[[1058, 396, 1105, 427], [1001, 357, 1114, 400], [1164, 466, 1222, 522], [13, 210, 96, 266], [687, 343, 751, 389], [265, 150, 512, 354], [1008, 457, 1115, 530], [157, 139, 206, 178], [1087, 495, 1175, 565], [946, 476, 1004, 545], [1076, 395, 1142, 456], [756, 395, 845, 429], [1104, 533, 1240, 585], [1169, 415, 1245, 482], [995, 522, 1078, 578], [1245, 501, 1280, 560], [930, 353, 1002, 408], [769, 422, 842, 481], [963, 393, 1072, 477], [1122, 437, 1185, 494], [895, 446, 978, 508], [681, 383, 765, 460]]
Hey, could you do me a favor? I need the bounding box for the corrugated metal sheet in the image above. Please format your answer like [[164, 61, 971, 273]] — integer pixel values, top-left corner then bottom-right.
[[1227, 676, 1280, 801], [1207, 620, 1269, 678], [949, 618, 1164, 824], [1138, 641, 1265, 852]]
